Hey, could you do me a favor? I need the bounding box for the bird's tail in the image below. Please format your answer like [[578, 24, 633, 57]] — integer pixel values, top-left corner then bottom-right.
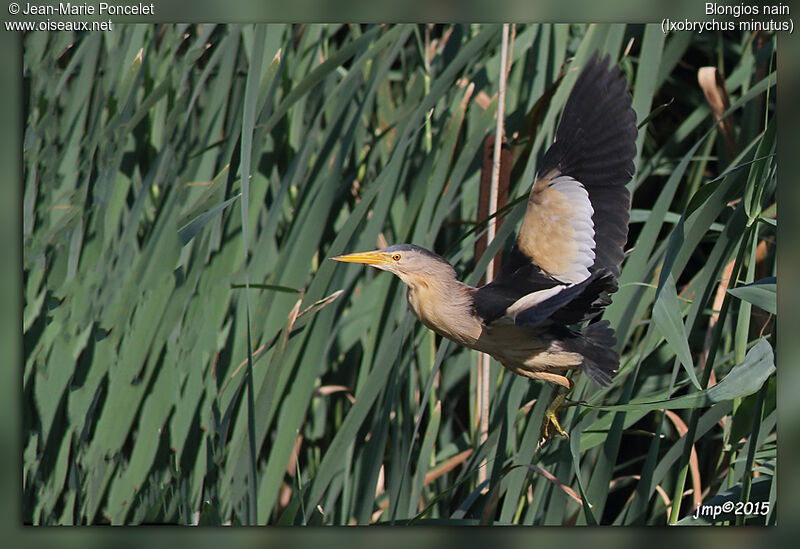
[[576, 320, 619, 387]]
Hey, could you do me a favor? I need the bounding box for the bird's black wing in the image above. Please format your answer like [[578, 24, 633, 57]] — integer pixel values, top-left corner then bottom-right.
[[476, 268, 616, 327], [474, 52, 636, 326]]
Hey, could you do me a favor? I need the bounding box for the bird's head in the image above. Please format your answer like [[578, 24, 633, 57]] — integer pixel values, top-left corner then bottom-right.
[[331, 244, 455, 289]]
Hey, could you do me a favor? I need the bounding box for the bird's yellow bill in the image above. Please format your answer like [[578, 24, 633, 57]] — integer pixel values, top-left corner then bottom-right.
[[331, 250, 392, 266]]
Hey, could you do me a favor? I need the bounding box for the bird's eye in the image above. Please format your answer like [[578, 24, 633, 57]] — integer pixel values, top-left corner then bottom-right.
[[391, 254, 401, 261]]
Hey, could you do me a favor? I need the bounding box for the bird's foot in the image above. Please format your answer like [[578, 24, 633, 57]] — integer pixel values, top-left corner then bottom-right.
[[539, 408, 569, 444], [538, 390, 580, 446]]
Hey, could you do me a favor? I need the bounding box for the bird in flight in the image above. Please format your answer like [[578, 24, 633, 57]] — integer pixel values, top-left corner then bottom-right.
[[333, 52, 637, 441]]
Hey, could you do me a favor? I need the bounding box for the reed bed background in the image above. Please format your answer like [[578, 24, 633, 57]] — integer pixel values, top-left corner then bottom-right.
[[23, 24, 776, 525]]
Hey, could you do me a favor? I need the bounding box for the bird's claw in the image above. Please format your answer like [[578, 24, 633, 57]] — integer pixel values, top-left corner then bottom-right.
[[537, 391, 581, 447], [538, 408, 570, 447]]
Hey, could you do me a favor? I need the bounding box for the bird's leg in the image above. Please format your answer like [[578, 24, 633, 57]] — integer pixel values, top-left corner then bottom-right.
[[539, 378, 579, 443]]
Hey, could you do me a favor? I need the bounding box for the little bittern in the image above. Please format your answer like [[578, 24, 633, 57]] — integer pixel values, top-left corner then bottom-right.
[[333, 52, 637, 441]]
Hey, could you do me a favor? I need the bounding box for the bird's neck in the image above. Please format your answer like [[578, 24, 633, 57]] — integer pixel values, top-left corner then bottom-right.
[[404, 275, 482, 347]]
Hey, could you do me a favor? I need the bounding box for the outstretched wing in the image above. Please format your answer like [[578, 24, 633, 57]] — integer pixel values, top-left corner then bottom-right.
[[474, 52, 636, 326]]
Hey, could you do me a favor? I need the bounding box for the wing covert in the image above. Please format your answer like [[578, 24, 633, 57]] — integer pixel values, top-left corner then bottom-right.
[[517, 171, 595, 284]]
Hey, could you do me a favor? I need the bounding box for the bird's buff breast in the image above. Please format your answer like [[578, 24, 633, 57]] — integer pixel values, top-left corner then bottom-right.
[[406, 285, 581, 380], [406, 283, 483, 347]]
